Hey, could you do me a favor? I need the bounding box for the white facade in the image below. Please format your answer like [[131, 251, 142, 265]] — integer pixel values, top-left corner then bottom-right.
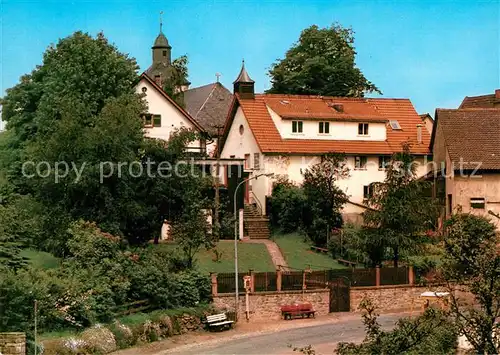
[[135, 77, 203, 150], [221, 103, 431, 217], [267, 107, 386, 141]]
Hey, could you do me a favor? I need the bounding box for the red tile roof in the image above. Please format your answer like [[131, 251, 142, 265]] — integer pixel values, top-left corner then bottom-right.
[[264, 95, 385, 121], [433, 108, 500, 170], [459, 89, 500, 108], [222, 94, 431, 155]]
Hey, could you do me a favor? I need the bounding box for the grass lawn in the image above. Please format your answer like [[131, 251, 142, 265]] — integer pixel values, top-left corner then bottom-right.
[[273, 233, 346, 270], [20, 249, 60, 269], [156, 240, 275, 274]]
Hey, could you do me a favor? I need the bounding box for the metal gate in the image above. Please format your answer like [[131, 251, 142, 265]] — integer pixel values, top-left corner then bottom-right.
[[329, 278, 350, 312]]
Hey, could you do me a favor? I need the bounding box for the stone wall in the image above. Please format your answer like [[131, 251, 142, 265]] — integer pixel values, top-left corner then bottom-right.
[[349, 285, 455, 312], [0, 333, 26, 355], [213, 289, 330, 321]]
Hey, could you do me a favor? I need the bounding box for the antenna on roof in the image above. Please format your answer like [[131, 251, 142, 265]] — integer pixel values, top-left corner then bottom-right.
[[216, 73, 221, 83], [159, 11, 163, 33]]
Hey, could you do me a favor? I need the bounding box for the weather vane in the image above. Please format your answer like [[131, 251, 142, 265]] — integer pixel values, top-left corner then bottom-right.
[[160, 11, 163, 33]]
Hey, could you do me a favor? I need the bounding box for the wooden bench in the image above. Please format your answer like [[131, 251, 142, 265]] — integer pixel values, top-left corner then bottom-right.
[[310, 246, 329, 254], [205, 313, 234, 331], [337, 259, 357, 268], [281, 303, 316, 320]]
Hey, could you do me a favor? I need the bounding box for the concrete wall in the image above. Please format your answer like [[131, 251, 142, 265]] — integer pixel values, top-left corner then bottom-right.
[[453, 174, 500, 230], [213, 290, 330, 321], [0, 333, 25, 355], [135, 78, 201, 149]]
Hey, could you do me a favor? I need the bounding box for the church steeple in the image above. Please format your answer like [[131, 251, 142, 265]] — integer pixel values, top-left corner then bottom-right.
[[233, 60, 255, 99], [152, 11, 171, 66]]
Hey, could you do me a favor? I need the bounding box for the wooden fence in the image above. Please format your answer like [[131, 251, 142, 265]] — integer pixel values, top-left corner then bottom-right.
[[213, 266, 413, 295]]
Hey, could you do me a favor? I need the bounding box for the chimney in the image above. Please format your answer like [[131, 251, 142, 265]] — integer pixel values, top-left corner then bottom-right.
[[495, 89, 500, 99], [417, 124, 423, 144]]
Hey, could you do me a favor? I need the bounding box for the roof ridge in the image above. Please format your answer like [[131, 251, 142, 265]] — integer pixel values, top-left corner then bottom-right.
[[195, 84, 218, 119], [438, 107, 500, 111]]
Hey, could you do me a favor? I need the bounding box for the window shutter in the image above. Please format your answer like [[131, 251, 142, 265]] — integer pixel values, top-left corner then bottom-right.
[[153, 115, 162, 127]]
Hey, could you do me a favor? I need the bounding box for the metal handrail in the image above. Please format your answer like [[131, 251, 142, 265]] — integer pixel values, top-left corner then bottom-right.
[[250, 191, 264, 215]]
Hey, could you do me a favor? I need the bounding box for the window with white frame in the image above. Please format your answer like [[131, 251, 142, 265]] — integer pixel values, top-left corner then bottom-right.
[[292, 121, 303, 133], [358, 123, 369, 135], [319, 121, 330, 134], [470, 197, 485, 209], [378, 156, 390, 169], [355, 156, 368, 170], [254, 153, 260, 170], [363, 185, 373, 199]]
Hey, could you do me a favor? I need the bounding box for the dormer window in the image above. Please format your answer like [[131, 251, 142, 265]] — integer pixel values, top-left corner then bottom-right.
[[358, 123, 369, 136], [292, 121, 303, 133], [319, 122, 330, 134], [389, 120, 402, 130]]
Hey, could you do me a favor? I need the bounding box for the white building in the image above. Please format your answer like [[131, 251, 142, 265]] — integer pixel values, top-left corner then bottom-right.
[[219, 63, 432, 221], [138, 27, 232, 156], [135, 73, 209, 152]]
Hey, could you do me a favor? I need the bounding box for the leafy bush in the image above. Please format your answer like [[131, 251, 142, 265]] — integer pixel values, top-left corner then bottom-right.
[[268, 178, 305, 233], [337, 298, 457, 355], [328, 224, 388, 267]]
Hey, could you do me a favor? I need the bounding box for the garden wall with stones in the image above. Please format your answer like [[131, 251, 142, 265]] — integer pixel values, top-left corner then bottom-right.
[[0, 333, 26, 355], [213, 289, 330, 321]]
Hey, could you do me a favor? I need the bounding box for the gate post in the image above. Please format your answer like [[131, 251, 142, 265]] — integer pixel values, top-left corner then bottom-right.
[[249, 269, 255, 293], [408, 266, 415, 285], [210, 272, 218, 296], [375, 266, 381, 287], [276, 269, 282, 291]]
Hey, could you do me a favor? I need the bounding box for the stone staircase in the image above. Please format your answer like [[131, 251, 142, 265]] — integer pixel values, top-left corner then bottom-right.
[[243, 204, 270, 239]]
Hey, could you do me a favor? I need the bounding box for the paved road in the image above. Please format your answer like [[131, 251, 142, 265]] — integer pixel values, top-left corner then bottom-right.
[[164, 314, 403, 355]]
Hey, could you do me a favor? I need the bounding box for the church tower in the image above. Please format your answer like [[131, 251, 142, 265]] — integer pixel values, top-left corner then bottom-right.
[[152, 24, 171, 66], [145, 13, 176, 87]]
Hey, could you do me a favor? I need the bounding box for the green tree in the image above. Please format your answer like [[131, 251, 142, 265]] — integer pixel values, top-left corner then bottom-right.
[[267, 24, 380, 97], [302, 153, 349, 246], [0, 32, 210, 251], [363, 143, 437, 267], [163, 55, 189, 107], [268, 177, 306, 233], [441, 214, 500, 354], [335, 299, 457, 355]]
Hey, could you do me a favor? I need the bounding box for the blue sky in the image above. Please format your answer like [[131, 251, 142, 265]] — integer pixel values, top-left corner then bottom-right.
[[1, 0, 499, 117]]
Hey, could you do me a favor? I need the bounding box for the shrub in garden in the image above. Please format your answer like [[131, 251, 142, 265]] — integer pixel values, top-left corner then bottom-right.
[[268, 177, 305, 233], [80, 325, 117, 354]]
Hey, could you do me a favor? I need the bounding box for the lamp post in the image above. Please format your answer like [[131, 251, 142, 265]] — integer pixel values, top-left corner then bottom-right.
[[233, 172, 273, 321]]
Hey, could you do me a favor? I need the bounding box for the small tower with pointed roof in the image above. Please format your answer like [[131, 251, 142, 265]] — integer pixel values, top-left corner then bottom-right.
[[233, 60, 255, 99], [152, 12, 171, 65], [146, 12, 177, 87]]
